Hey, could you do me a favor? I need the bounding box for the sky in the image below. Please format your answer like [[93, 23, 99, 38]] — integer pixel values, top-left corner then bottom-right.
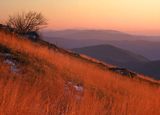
[[0, 0, 160, 35]]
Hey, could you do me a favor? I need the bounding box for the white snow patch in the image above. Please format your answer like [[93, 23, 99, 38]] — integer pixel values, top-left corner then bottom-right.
[[3, 53, 12, 57], [74, 85, 84, 93], [4, 59, 19, 73], [5, 59, 15, 66], [0, 53, 12, 57], [64, 81, 84, 101]]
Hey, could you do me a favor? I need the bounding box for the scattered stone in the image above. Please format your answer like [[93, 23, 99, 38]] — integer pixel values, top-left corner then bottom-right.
[[109, 67, 137, 78]]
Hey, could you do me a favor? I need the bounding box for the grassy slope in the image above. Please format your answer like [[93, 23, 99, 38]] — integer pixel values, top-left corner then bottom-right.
[[0, 32, 160, 115]]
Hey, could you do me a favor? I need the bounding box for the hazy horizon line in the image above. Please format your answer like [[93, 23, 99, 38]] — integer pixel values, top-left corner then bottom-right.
[[43, 28, 160, 37]]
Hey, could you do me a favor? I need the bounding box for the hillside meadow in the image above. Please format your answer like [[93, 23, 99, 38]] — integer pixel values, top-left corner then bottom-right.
[[0, 31, 160, 115]]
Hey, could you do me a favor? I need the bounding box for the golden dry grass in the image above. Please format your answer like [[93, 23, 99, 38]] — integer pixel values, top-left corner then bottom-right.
[[0, 32, 160, 115]]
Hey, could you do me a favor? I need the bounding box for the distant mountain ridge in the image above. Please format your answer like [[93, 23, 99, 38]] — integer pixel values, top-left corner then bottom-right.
[[140, 60, 160, 78], [43, 29, 160, 41], [43, 29, 133, 41], [42, 29, 160, 60], [73, 44, 149, 69], [106, 40, 160, 60], [72, 44, 160, 79]]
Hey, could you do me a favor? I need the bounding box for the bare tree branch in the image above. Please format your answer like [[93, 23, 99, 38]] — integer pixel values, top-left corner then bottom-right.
[[6, 11, 47, 34]]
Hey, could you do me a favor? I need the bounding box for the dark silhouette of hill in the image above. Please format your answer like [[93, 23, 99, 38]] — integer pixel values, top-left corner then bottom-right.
[[139, 60, 160, 79], [73, 44, 149, 70], [72, 44, 160, 79], [106, 40, 160, 60]]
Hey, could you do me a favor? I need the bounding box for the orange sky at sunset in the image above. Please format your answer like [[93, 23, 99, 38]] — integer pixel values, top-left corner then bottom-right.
[[1, 0, 160, 35]]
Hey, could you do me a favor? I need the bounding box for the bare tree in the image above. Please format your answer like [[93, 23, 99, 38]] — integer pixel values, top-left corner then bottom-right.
[[6, 11, 47, 34]]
